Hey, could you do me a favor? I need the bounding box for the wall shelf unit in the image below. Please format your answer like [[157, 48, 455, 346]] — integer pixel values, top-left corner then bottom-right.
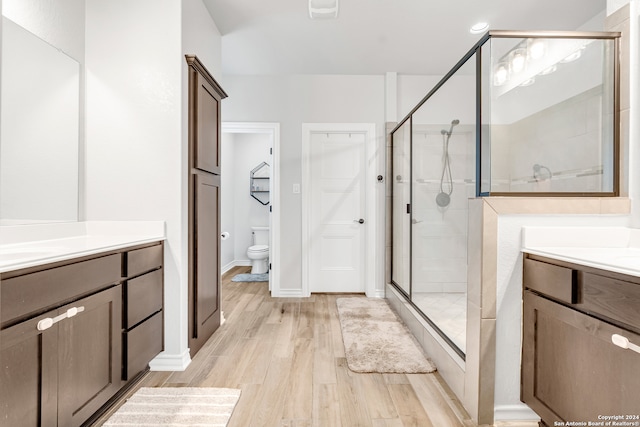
[[250, 162, 270, 205]]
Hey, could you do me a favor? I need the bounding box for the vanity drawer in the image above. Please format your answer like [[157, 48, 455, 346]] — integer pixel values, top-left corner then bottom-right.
[[579, 272, 640, 331], [124, 269, 163, 329], [523, 258, 577, 304], [123, 311, 163, 380], [125, 244, 163, 278], [1, 254, 121, 326]]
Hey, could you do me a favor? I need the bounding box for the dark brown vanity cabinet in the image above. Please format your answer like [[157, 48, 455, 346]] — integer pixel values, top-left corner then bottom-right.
[[1, 259, 122, 427], [522, 255, 640, 427], [122, 244, 164, 381], [186, 54, 227, 357], [0, 242, 164, 426]]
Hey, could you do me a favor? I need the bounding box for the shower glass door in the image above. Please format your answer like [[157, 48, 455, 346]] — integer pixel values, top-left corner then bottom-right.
[[410, 57, 476, 356], [391, 121, 411, 297]]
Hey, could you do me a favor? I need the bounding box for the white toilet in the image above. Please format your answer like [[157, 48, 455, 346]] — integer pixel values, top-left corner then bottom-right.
[[247, 226, 269, 274]]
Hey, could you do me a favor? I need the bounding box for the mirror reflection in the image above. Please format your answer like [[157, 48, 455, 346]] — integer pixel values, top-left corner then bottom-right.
[[0, 16, 80, 225]]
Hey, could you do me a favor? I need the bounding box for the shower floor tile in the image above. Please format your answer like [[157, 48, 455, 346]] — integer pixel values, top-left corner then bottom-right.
[[412, 292, 467, 353]]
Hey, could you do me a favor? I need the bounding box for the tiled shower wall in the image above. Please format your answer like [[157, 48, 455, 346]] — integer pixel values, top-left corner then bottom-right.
[[492, 85, 608, 192], [411, 126, 475, 293]]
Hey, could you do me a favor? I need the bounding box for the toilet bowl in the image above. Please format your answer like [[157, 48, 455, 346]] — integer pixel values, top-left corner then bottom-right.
[[247, 226, 269, 274], [247, 244, 269, 274]]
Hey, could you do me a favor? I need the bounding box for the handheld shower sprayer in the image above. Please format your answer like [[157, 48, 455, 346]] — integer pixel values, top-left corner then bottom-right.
[[436, 119, 460, 208], [441, 119, 460, 136]]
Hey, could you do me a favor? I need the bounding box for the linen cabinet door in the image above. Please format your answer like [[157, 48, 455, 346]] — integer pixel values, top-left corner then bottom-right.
[[189, 173, 221, 356], [57, 286, 122, 427], [0, 312, 58, 427]]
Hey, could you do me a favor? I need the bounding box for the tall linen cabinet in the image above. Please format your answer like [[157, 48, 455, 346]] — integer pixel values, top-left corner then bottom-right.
[[185, 55, 228, 357]]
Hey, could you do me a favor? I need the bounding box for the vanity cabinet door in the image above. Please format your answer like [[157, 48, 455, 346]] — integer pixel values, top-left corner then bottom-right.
[[522, 290, 640, 425], [0, 311, 58, 427], [57, 286, 122, 427]]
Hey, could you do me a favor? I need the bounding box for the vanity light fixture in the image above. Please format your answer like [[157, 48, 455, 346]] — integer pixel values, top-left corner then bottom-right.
[[494, 63, 509, 86], [520, 77, 535, 87], [469, 22, 489, 34], [561, 48, 583, 63], [539, 64, 557, 76], [528, 39, 545, 59], [309, 0, 339, 19], [510, 48, 527, 73]]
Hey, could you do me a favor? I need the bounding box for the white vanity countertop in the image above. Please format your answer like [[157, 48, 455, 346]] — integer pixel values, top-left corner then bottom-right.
[[522, 226, 640, 278], [0, 221, 165, 273]]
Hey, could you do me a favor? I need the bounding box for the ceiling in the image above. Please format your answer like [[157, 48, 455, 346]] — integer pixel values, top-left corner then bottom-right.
[[202, 0, 607, 76]]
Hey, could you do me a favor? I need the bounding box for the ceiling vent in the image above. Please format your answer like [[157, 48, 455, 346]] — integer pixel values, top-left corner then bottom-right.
[[308, 0, 339, 19]]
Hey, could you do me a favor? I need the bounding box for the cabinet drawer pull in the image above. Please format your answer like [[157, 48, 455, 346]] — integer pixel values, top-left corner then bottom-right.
[[36, 306, 85, 331], [612, 334, 640, 354]]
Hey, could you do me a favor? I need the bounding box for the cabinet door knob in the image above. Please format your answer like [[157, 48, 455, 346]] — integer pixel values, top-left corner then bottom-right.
[[612, 334, 640, 354], [354, 218, 365, 224]]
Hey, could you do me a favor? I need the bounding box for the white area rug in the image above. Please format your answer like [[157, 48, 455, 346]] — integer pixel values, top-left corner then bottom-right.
[[336, 297, 436, 374], [103, 387, 241, 426]]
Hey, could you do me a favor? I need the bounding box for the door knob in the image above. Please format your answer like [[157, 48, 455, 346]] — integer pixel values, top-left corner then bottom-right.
[[354, 218, 365, 224]]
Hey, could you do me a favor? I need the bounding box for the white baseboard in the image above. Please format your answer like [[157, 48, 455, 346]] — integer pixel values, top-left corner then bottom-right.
[[148, 349, 191, 371], [494, 404, 539, 422], [221, 259, 252, 275], [367, 289, 386, 298], [272, 288, 307, 298]]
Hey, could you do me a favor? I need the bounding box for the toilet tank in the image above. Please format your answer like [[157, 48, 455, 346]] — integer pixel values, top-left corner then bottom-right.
[[251, 226, 269, 245]]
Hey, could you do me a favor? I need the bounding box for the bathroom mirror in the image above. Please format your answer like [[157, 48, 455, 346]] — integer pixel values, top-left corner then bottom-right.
[[0, 16, 80, 225]]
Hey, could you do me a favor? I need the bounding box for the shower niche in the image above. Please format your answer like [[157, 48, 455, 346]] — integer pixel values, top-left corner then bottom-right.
[[390, 30, 619, 357]]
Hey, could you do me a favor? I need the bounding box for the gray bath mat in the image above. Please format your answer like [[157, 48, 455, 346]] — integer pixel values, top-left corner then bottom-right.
[[231, 273, 268, 282]]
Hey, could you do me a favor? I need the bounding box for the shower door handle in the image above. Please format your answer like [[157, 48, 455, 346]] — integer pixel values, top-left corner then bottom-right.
[[354, 219, 365, 224]]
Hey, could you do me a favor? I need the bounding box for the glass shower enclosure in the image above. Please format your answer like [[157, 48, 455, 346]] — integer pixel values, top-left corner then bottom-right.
[[391, 31, 619, 357]]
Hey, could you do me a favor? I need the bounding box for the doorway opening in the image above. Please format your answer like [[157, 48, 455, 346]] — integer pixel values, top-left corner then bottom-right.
[[221, 122, 280, 295]]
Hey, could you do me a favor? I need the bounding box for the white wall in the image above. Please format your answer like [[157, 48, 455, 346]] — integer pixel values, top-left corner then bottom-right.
[[2, 0, 85, 62], [220, 133, 236, 269], [85, 0, 222, 369], [220, 132, 271, 270], [221, 74, 385, 293], [397, 75, 444, 121], [181, 0, 222, 82]]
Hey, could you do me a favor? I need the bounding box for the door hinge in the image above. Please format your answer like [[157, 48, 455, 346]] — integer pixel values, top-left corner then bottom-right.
[[406, 203, 411, 214], [269, 263, 272, 270], [270, 147, 273, 155], [269, 205, 272, 212]]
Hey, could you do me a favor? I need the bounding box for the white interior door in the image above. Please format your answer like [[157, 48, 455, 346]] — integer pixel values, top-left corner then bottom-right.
[[309, 132, 366, 293]]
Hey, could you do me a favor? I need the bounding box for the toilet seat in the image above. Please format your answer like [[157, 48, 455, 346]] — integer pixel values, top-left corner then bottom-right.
[[248, 244, 269, 253]]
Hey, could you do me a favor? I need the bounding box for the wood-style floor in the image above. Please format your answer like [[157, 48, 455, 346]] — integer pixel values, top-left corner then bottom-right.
[[96, 266, 477, 427]]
